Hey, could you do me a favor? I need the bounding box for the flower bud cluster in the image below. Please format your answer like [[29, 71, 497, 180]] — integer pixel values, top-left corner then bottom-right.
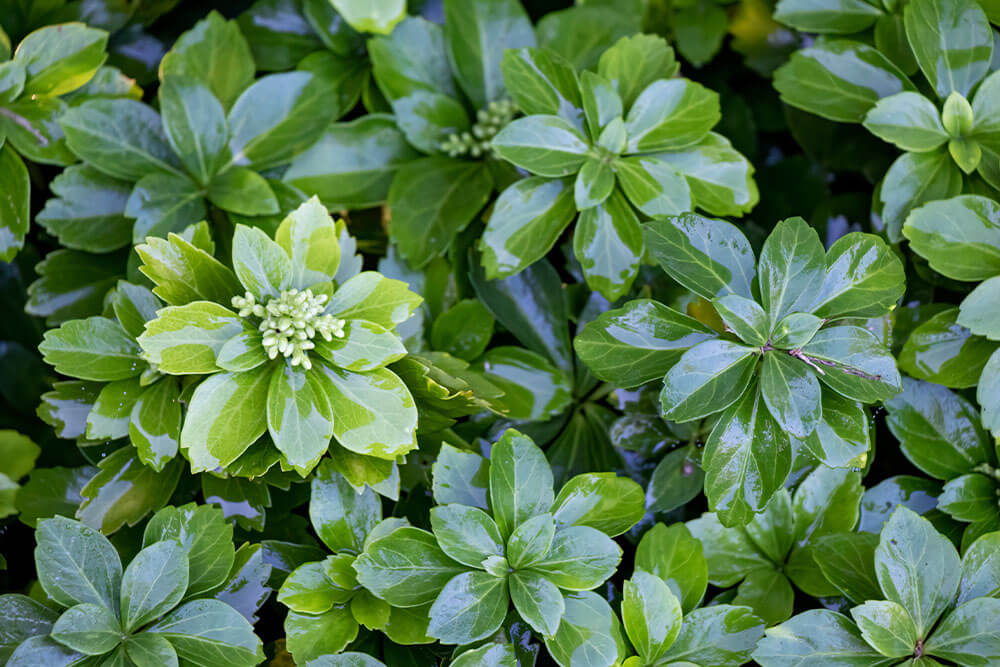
[[232, 288, 345, 370], [440, 99, 517, 158]]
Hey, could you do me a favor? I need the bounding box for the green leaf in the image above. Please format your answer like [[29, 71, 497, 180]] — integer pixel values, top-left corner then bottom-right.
[[137, 232, 242, 307], [635, 523, 708, 613], [753, 609, 894, 666], [702, 389, 792, 527], [309, 461, 380, 554], [652, 133, 758, 216], [39, 317, 143, 381], [159, 75, 229, 186], [432, 444, 490, 510], [812, 232, 905, 319], [875, 506, 960, 637], [574, 158, 615, 210], [51, 602, 121, 656], [284, 115, 418, 210], [662, 605, 763, 666], [573, 299, 715, 388], [430, 504, 504, 568], [121, 541, 188, 632], [126, 172, 207, 242], [979, 348, 1000, 436], [354, 526, 466, 607], [427, 570, 507, 645], [528, 525, 621, 590], [368, 17, 456, 102], [129, 379, 182, 472], [232, 224, 291, 299], [550, 473, 643, 537], [35, 165, 132, 254], [267, 364, 334, 476], [957, 531, 1000, 603], [885, 377, 993, 479], [146, 599, 262, 667], [85, 377, 143, 440], [389, 157, 492, 268], [815, 532, 882, 604], [903, 195, 1000, 282], [208, 167, 279, 216], [285, 605, 358, 662], [773, 41, 916, 123], [863, 92, 948, 152], [510, 570, 564, 637], [0, 143, 29, 262], [123, 633, 177, 667], [0, 595, 59, 663], [442, 0, 535, 109], [615, 155, 692, 217], [904, 0, 992, 99], [760, 353, 821, 438], [801, 391, 872, 469], [774, 0, 883, 33], [674, 3, 728, 67], [326, 271, 422, 329], [801, 325, 902, 402], [714, 295, 769, 347], [623, 570, 682, 664], [181, 366, 271, 472], [60, 99, 183, 181], [758, 217, 825, 324], [958, 276, 1000, 340], [579, 72, 623, 137], [732, 568, 794, 626], [138, 302, 247, 375], [491, 115, 590, 177], [278, 561, 349, 614], [316, 320, 406, 372], [477, 346, 572, 420], [13, 24, 107, 96], [15, 465, 93, 528], [273, 197, 340, 289], [480, 176, 575, 279], [331, 0, 405, 34], [597, 34, 677, 110], [851, 600, 918, 658], [899, 308, 997, 389], [489, 429, 554, 539], [430, 300, 495, 361], [317, 365, 418, 460], [143, 504, 235, 598], [228, 71, 338, 170], [922, 598, 1000, 666], [573, 187, 643, 300], [500, 47, 582, 123], [7, 635, 89, 667], [661, 340, 758, 422], [544, 591, 628, 667], [643, 213, 755, 300], [624, 79, 719, 153], [878, 150, 963, 243], [938, 474, 998, 522], [506, 513, 555, 569], [35, 516, 122, 610], [78, 449, 182, 535]]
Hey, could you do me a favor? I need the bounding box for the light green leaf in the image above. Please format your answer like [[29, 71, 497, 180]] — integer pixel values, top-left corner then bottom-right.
[[528, 525, 621, 590], [430, 504, 504, 568], [904, 0, 992, 99], [159, 75, 230, 186], [267, 365, 334, 476], [326, 271, 422, 329], [615, 155, 692, 217], [923, 598, 1000, 666], [35, 516, 122, 611], [758, 217, 825, 324], [812, 232, 905, 319], [354, 526, 466, 607], [137, 232, 242, 307], [492, 115, 590, 177], [851, 600, 918, 659], [544, 591, 628, 667], [121, 541, 189, 632], [651, 133, 758, 216], [753, 609, 893, 666], [573, 187, 643, 301], [623, 570, 682, 664], [39, 317, 143, 382], [597, 33, 677, 110], [550, 473, 643, 538], [635, 523, 708, 613], [863, 92, 948, 152], [624, 79, 719, 153], [0, 143, 29, 262], [879, 150, 963, 243], [274, 197, 341, 289], [760, 353, 822, 438], [489, 429, 554, 539], [510, 570, 564, 637], [50, 602, 121, 656], [427, 570, 508, 645], [146, 599, 262, 667], [138, 302, 246, 375], [129, 379, 181, 472], [14, 23, 107, 96], [500, 47, 582, 123], [660, 340, 758, 422], [801, 325, 902, 402]]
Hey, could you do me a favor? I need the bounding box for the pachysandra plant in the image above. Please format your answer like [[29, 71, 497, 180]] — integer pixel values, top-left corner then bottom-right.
[[619, 521, 764, 667], [0, 507, 265, 666], [754, 506, 1000, 666], [277, 462, 429, 662], [135, 197, 421, 479], [0, 430, 38, 520], [774, 0, 998, 240], [484, 33, 758, 300], [55, 11, 341, 246], [352, 429, 644, 654], [0, 22, 124, 260], [576, 213, 904, 525], [885, 378, 1000, 544], [689, 466, 864, 625], [901, 194, 1000, 439]]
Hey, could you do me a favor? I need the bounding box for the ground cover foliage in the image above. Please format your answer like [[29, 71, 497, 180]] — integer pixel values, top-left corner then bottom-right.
[[1, 0, 1000, 665]]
